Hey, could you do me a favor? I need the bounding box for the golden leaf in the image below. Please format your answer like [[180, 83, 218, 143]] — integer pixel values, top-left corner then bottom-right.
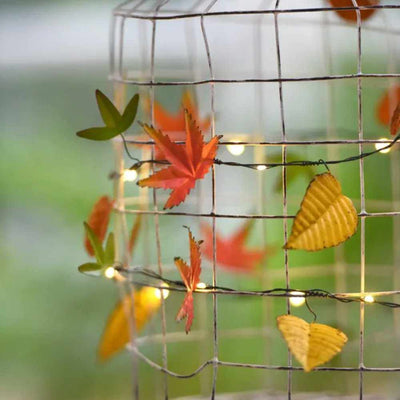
[[285, 173, 358, 251], [98, 287, 161, 362], [277, 314, 348, 372]]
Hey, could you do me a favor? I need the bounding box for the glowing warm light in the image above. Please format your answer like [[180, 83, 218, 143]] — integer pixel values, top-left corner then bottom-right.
[[104, 267, 116, 279], [196, 282, 207, 289], [123, 169, 138, 182], [227, 141, 245, 156], [155, 284, 170, 300], [375, 138, 391, 154], [364, 294, 375, 303], [289, 291, 306, 307], [257, 165, 267, 171]]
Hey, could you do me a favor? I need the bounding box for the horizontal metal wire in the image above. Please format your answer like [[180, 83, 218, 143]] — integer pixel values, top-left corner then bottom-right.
[[129, 346, 400, 380], [123, 138, 394, 146], [114, 4, 400, 21], [110, 72, 400, 86], [116, 208, 400, 219]]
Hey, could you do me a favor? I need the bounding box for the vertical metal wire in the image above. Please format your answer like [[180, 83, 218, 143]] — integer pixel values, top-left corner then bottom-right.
[[351, 1, 366, 399], [273, 1, 291, 398], [200, 0, 219, 397], [149, 2, 171, 398]]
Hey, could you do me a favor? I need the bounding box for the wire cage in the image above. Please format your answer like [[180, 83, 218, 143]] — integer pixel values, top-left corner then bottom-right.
[[107, 0, 400, 399]]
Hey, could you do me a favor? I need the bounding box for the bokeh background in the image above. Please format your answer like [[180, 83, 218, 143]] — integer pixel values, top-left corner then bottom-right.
[[2, 1, 400, 399]]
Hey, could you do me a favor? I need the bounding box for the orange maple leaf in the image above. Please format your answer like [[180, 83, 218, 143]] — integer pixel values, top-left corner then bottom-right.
[[137, 112, 220, 209], [201, 221, 268, 273], [84, 196, 114, 256], [377, 85, 400, 131], [146, 91, 211, 160], [174, 227, 202, 334]]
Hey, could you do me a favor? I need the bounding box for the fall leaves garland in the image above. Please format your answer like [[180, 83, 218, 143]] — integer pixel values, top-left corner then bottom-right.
[[76, 88, 399, 371]]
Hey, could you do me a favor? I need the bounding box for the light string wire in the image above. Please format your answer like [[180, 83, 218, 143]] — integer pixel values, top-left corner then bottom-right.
[[119, 131, 400, 172], [113, 266, 400, 311]]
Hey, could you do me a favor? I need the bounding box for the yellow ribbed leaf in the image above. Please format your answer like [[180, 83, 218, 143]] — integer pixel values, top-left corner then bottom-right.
[[277, 314, 348, 372], [285, 173, 358, 251], [98, 287, 161, 362]]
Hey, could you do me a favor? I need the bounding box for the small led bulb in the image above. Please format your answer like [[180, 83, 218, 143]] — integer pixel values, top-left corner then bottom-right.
[[227, 141, 245, 156], [289, 291, 305, 307], [364, 294, 375, 303], [257, 165, 267, 171], [123, 169, 138, 182], [196, 282, 207, 289], [375, 138, 391, 154], [155, 284, 170, 300], [104, 267, 116, 279]]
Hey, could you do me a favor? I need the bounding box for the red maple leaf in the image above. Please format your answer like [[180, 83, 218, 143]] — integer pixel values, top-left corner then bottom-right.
[[377, 85, 400, 130], [84, 196, 114, 256], [174, 228, 202, 334], [200, 220, 268, 273], [145, 91, 211, 160], [137, 112, 220, 209]]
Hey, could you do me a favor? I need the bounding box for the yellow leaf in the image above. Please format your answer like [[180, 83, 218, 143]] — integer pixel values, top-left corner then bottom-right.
[[285, 173, 358, 251], [98, 287, 161, 362], [277, 314, 348, 372]]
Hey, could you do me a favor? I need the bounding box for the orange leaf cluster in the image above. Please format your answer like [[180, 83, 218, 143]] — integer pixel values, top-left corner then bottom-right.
[[201, 221, 268, 273], [138, 112, 220, 209], [84, 196, 114, 256], [174, 228, 202, 333]]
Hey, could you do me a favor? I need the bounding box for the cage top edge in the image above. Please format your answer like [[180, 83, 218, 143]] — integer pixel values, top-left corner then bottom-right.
[[113, 3, 400, 21]]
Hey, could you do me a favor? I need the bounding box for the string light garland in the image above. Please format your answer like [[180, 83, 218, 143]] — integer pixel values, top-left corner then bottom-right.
[[120, 132, 400, 173], [114, 266, 400, 312]]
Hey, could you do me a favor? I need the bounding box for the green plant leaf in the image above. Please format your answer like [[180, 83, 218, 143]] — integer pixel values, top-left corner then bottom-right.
[[95, 89, 121, 128], [104, 232, 115, 265], [78, 262, 102, 274], [84, 222, 105, 265], [117, 94, 139, 133], [76, 127, 120, 141]]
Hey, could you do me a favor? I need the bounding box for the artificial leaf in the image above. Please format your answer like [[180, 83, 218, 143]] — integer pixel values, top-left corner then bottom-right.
[[174, 228, 202, 333], [138, 112, 220, 209], [104, 233, 115, 266], [390, 102, 400, 137], [95, 89, 121, 128], [285, 173, 358, 251], [76, 126, 120, 141], [277, 314, 348, 372], [200, 221, 268, 273], [376, 85, 400, 127], [118, 94, 139, 133], [328, 0, 379, 22], [84, 196, 114, 257], [78, 262, 102, 274], [128, 214, 142, 255], [76, 91, 139, 141], [98, 287, 161, 361], [84, 222, 105, 265], [145, 91, 211, 160]]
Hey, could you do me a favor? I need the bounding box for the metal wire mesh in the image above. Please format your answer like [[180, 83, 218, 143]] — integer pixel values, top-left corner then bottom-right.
[[109, 1, 400, 399]]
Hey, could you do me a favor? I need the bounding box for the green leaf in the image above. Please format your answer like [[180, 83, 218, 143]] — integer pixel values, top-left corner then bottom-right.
[[104, 232, 115, 265], [117, 94, 139, 133], [95, 89, 121, 128], [84, 222, 105, 265], [76, 127, 120, 141], [78, 262, 102, 274]]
